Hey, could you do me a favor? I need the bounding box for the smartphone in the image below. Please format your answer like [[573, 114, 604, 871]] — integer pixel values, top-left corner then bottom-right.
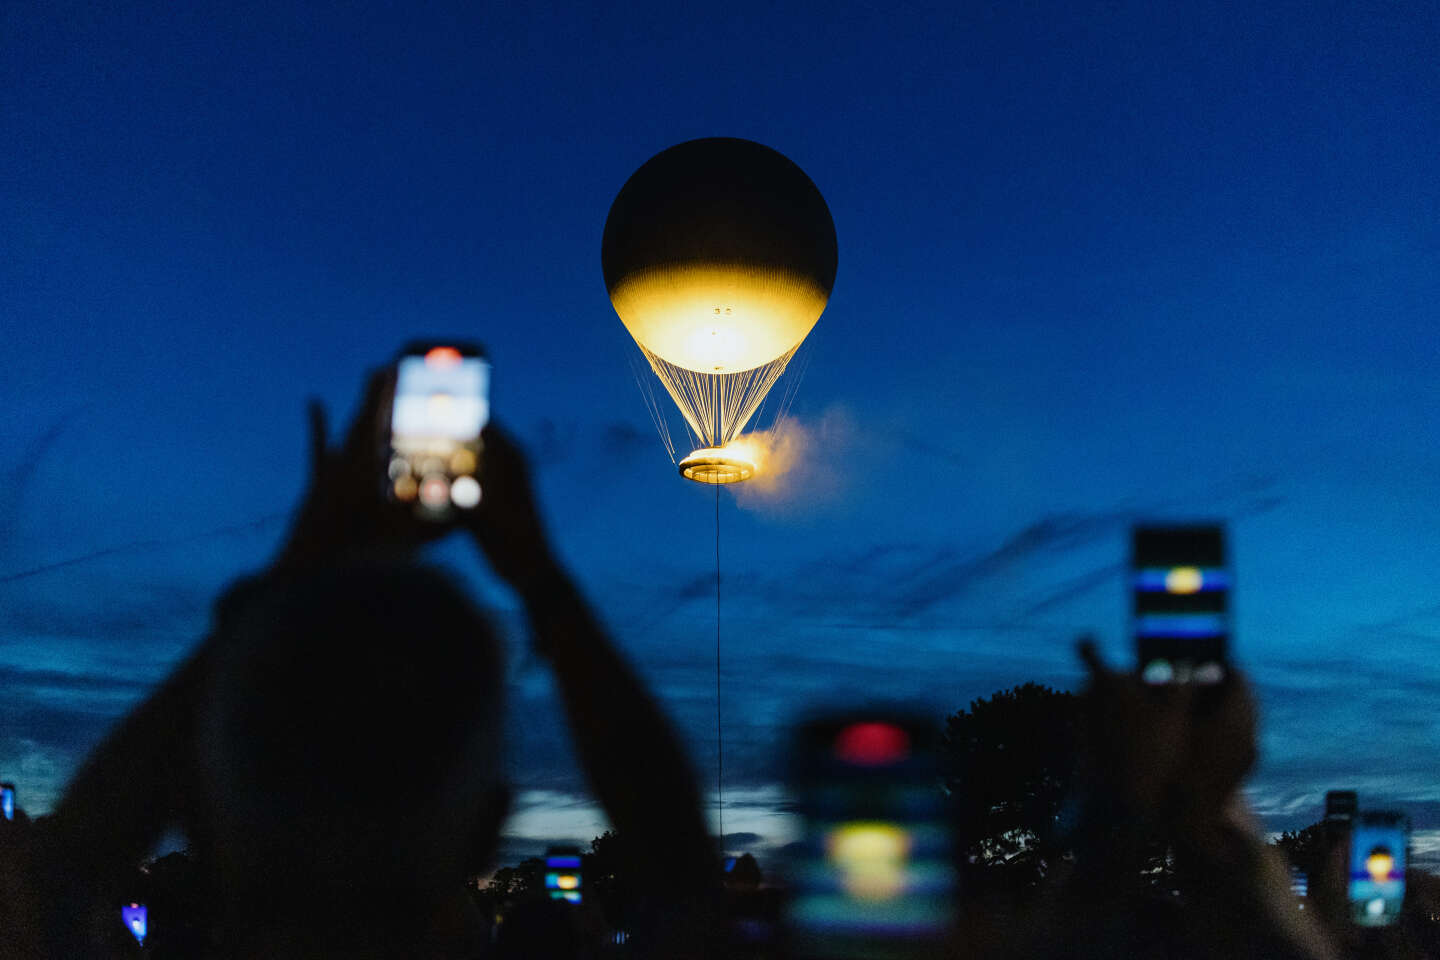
[[1348, 810, 1407, 926], [1, 782, 14, 821], [385, 343, 489, 518], [1131, 525, 1229, 685], [121, 902, 148, 946], [544, 848, 583, 904], [1326, 790, 1358, 826], [1289, 864, 1309, 905], [785, 712, 957, 960]]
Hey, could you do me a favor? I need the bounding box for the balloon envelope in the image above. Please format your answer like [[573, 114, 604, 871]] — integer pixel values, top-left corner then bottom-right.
[[602, 139, 837, 474], [603, 138, 837, 376]]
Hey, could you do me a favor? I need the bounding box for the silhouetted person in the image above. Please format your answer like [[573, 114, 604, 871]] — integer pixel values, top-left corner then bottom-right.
[[492, 899, 591, 960], [30, 369, 721, 958], [1008, 641, 1340, 960], [1, 805, 48, 960], [1295, 823, 1432, 960]]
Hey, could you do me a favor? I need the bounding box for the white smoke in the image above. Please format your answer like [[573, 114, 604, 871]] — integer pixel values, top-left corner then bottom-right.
[[730, 405, 857, 513]]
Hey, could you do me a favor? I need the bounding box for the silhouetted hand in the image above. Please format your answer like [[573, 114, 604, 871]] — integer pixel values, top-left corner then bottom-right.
[[273, 369, 449, 569], [466, 423, 557, 592], [275, 368, 558, 590], [1078, 639, 1257, 842]]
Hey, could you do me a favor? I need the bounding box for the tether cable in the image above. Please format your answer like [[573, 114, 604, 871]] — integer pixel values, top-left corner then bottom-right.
[[715, 481, 725, 846]]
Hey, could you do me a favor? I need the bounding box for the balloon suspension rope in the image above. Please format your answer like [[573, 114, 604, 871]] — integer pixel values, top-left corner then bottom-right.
[[715, 481, 725, 847]]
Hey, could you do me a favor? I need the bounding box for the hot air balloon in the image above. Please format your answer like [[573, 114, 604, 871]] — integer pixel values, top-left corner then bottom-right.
[[602, 138, 837, 483]]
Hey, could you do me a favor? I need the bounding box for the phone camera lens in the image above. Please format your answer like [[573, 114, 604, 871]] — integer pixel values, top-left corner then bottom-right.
[[419, 474, 450, 509], [451, 475, 481, 509]]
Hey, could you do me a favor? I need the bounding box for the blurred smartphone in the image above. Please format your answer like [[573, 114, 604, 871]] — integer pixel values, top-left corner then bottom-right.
[[1, 782, 14, 821], [1131, 525, 1229, 685], [1326, 789, 1358, 825], [385, 343, 489, 518], [1288, 864, 1308, 904], [1348, 810, 1408, 926], [785, 712, 957, 960], [545, 847, 583, 904], [121, 902, 147, 946]]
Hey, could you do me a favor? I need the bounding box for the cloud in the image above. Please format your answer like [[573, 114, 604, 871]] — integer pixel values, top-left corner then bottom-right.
[[528, 417, 656, 467], [0, 416, 78, 544], [1236, 655, 1440, 835], [0, 664, 153, 699], [876, 514, 1123, 620], [488, 784, 807, 868], [679, 511, 1127, 627], [886, 426, 972, 471], [0, 513, 286, 588], [0, 737, 70, 814], [1009, 564, 1123, 619], [495, 789, 610, 863], [0, 589, 210, 651], [1412, 830, 1440, 872], [603, 467, 1287, 640], [528, 418, 581, 466], [0, 658, 156, 814], [602, 420, 654, 456]]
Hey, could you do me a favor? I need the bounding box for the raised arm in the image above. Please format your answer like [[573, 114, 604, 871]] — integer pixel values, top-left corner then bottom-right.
[[1061, 641, 1338, 960], [34, 372, 417, 954], [36, 643, 210, 955], [470, 425, 722, 956]]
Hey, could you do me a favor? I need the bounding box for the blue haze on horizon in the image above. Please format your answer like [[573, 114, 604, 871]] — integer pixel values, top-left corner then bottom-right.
[[2, 0, 1438, 866]]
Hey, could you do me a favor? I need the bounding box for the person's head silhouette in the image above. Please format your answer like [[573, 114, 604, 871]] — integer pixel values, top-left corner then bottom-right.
[[200, 562, 508, 949]]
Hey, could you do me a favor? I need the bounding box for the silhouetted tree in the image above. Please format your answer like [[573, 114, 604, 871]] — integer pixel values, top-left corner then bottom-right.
[[726, 853, 763, 891], [485, 857, 545, 904], [584, 830, 631, 931], [941, 682, 1081, 892], [1271, 821, 1329, 883]]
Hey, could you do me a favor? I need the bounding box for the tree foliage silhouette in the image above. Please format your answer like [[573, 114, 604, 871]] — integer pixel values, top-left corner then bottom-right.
[[726, 852, 763, 890], [485, 857, 545, 903], [584, 830, 631, 931], [941, 682, 1081, 892], [1271, 821, 1330, 884]]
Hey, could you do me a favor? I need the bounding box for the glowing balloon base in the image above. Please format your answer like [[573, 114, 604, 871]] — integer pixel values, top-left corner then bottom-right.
[[679, 447, 756, 485]]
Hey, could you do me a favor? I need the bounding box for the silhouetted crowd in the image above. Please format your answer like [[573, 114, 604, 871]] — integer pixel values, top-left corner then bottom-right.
[[1, 366, 1434, 959]]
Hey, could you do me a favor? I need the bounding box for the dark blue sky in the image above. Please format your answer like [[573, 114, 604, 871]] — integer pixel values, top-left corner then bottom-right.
[[3, 0, 1438, 864]]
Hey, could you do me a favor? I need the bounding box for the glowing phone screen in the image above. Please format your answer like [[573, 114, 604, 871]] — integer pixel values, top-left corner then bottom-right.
[[788, 717, 956, 959], [1349, 812, 1407, 926], [121, 903, 148, 945], [387, 347, 489, 513], [1132, 526, 1229, 685]]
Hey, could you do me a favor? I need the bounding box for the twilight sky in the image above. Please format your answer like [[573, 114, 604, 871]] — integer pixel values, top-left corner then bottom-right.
[[3, 0, 1438, 867]]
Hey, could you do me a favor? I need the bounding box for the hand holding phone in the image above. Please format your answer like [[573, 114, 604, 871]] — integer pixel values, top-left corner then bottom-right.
[[1078, 640, 1256, 832], [275, 369, 441, 568], [1348, 810, 1407, 926]]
